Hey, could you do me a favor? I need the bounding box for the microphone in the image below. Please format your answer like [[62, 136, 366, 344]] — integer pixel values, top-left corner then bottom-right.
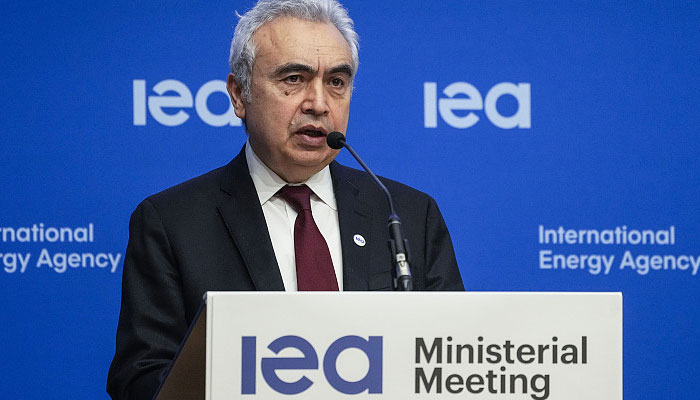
[[327, 131, 413, 291]]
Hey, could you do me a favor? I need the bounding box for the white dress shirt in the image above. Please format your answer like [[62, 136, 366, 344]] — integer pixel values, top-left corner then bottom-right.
[[245, 142, 344, 291]]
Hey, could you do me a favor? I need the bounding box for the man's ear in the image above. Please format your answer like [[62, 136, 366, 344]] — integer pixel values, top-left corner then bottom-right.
[[227, 73, 246, 120]]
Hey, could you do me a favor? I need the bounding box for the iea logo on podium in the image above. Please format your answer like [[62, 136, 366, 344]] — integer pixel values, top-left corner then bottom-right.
[[424, 82, 531, 129], [241, 335, 383, 395]]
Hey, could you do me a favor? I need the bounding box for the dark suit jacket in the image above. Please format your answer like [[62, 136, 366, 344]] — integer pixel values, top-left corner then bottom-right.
[[106, 148, 463, 400]]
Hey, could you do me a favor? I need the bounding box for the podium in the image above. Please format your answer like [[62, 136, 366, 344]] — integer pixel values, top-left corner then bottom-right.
[[156, 292, 622, 399]]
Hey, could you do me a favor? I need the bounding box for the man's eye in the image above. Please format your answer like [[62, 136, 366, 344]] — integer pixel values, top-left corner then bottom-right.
[[284, 75, 301, 83], [330, 77, 345, 87]]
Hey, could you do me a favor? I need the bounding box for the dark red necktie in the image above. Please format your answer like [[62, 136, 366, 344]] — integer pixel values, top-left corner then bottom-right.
[[277, 185, 339, 291]]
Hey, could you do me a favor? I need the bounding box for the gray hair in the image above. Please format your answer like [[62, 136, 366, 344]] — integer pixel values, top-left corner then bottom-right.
[[229, 0, 359, 102]]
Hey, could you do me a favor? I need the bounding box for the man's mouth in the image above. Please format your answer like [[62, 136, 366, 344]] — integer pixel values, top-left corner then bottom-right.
[[295, 125, 330, 142], [300, 129, 325, 137]]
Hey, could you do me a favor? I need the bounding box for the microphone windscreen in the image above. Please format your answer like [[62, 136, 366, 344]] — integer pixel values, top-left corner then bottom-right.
[[326, 131, 346, 149]]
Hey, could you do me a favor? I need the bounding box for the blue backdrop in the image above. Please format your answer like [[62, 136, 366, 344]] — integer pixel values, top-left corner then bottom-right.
[[1, 1, 699, 398]]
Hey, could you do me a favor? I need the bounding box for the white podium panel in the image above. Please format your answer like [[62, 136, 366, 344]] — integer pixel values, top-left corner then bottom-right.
[[203, 292, 621, 400]]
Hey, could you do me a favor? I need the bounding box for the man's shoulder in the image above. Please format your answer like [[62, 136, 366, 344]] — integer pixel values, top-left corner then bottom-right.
[[330, 161, 435, 203], [135, 151, 249, 222]]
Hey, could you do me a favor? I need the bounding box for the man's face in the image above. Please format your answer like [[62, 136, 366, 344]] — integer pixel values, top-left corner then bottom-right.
[[228, 17, 354, 183]]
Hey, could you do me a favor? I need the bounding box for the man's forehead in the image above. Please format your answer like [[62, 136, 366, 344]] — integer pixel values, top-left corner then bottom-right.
[[252, 17, 352, 63]]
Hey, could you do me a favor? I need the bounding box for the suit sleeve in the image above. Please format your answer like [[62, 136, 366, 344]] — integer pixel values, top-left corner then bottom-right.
[[107, 199, 188, 400], [423, 197, 465, 290]]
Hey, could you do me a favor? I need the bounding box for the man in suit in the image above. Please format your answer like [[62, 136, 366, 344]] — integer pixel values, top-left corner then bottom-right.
[[107, 0, 463, 399]]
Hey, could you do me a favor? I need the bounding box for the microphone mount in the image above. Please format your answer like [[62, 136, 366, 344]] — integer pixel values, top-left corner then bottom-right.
[[327, 131, 413, 291]]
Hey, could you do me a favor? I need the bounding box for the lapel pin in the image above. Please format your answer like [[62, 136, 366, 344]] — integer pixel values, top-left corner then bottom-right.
[[353, 234, 366, 247]]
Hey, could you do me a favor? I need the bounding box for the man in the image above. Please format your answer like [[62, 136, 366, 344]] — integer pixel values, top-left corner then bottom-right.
[[107, 0, 463, 398]]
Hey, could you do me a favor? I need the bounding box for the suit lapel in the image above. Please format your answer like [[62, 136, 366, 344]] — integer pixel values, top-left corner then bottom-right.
[[216, 149, 285, 291], [215, 153, 375, 291], [331, 162, 373, 291]]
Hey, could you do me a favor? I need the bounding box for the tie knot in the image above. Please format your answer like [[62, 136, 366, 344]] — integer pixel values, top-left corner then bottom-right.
[[277, 184, 313, 212]]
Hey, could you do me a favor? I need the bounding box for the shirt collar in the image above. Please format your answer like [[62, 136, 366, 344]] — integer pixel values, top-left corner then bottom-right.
[[245, 140, 337, 210]]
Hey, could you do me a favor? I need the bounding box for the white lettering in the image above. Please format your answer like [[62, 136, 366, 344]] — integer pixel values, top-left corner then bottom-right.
[[424, 81, 531, 129], [438, 82, 482, 129], [539, 250, 614, 275], [133, 79, 242, 127], [95, 253, 109, 268], [619, 251, 638, 273], [148, 79, 193, 126], [133, 79, 147, 125], [195, 80, 242, 127], [484, 83, 531, 128], [36, 248, 54, 269], [424, 82, 438, 128], [109, 253, 122, 273], [1, 253, 31, 274], [539, 250, 552, 269], [602, 255, 615, 275]]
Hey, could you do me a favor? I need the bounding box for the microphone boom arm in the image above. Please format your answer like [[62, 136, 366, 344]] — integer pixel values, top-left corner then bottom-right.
[[327, 132, 413, 291]]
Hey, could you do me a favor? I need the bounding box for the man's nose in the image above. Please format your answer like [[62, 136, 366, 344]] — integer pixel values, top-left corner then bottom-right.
[[301, 79, 329, 116]]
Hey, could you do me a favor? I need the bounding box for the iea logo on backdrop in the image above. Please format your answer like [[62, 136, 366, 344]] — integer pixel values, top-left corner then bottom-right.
[[424, 82, 531, 129], [133, 79, 242, 127]]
